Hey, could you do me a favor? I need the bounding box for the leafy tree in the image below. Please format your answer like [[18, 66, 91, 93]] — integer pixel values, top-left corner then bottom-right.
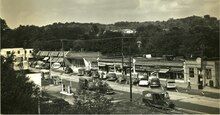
[[72, 90, 113, 114], [1, 54, 40, 114]]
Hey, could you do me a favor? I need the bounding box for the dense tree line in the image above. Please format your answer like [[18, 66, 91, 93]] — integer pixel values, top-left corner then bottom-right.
[[1, 15, 219, 58]]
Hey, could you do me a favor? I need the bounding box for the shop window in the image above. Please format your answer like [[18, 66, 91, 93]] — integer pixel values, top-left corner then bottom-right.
[[176, 73, 184, 80], [6, 51, 11, 54], [63, 84, 66, 91], [206, 69, 212, 79], [189, 68, 194, 77]]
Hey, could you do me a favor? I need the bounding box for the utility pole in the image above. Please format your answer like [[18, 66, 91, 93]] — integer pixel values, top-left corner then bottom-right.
[[129, 45, 132, 102], [200, 44, 205, 88], [49, 55, 52, 78], [61, 39, 65, 70], [121, 38, 124, 74]]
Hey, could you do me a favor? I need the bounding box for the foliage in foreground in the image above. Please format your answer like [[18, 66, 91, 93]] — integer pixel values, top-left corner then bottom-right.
[[1, 55, 40, 114], [72, 90, 114, 114]]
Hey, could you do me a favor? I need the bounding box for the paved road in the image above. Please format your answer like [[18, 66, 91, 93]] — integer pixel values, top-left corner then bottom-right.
[[31, 68, 220, 114], [49, 71, 219, 114]]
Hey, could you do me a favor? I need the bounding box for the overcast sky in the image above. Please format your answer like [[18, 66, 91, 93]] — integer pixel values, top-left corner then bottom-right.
[[1, 0, 219, 28]]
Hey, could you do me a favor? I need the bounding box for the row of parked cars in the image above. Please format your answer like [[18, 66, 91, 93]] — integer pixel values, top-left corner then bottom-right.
[[77, 69, 176, 89]]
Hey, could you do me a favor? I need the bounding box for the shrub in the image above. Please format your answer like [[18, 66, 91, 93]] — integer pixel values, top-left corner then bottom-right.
[[72, 90, 114, 114]]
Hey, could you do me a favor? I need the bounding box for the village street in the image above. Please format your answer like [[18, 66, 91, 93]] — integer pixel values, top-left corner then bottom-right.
[[44, 70, 220, 114]]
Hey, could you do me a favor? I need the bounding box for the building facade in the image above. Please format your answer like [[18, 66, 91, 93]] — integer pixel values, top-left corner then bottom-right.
[[98, 57, 184, 82], [184, 58, 220, 88], [1, 48, 34, 70]]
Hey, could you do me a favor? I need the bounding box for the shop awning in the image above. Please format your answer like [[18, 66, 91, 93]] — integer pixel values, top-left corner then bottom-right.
[[169, 68, 183, 72], [57, 58, 64, 63], [43, 57, 49, 61], [158, 69, 169, 73], [50, 57, 59, 62]]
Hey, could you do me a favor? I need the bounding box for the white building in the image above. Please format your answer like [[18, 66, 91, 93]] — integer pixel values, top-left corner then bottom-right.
[[184, 58, 220, 89], [1, 48, 34, 70]]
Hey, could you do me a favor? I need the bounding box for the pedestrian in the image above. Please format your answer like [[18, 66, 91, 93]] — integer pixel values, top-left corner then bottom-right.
[[186, 78, 191, 92]]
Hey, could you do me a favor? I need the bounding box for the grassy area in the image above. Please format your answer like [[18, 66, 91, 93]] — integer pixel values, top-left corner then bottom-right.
[[112, 101, 161, 114]]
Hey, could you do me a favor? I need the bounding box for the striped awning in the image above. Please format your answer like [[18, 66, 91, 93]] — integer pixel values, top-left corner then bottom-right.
[[50, 57, 59, 62], [57, 58, 64, 63]]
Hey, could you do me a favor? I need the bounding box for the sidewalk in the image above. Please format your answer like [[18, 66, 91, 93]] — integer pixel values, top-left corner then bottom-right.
[[169, 82, 219, 99]]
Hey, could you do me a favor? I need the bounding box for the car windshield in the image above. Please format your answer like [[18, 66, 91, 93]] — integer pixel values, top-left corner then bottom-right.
[[141, 78, 148, 80], [151, 78, 159, 82], [153, 94, 164, 100]]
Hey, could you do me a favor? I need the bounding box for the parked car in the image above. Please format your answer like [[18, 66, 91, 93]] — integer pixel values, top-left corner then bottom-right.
[[78, 68, 85, 76], [149, 72, 158, 81], [91, 69, 100, 78], [126, 73, 139, 85], [65, 66, 73, 74], [138, 78, 149, 86], [165, 80, 176, 89], [106, 72, 117, 81], [142, 89, 175, 109], [149, 78, 161, 87], [35, 64, 43, 69], [99, 71, 107, 79], [116, 72, 126, 83]]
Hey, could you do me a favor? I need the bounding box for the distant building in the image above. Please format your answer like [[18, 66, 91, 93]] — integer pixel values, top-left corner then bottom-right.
[[1, 48, 34, 70], [64, 51, 101, 73], [121, 29, 136, 34]]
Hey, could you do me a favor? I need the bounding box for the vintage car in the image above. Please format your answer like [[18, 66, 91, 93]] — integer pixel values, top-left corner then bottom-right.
[[116, 72, 127, 83], [142, 89, 175, 109], [149, 78, 161, 88], [165, 80, 177, 89], [126, 73, 139, 85], [98, 71, 107, 80], [65, 66, 73, 74], [91, 69, 100, 78], [106, 72, 117, 81], [138, 78, 149, 86], [78, 68, 85, 76]]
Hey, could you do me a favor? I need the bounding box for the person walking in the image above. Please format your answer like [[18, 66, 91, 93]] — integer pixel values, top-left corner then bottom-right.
[[186, 78, 191, 92]]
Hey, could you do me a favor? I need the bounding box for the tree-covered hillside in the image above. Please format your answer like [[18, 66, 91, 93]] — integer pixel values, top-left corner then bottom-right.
[[1, 15, 219, 58]]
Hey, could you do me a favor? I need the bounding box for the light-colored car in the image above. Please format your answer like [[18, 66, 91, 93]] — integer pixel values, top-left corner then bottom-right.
[[35, 64, 43, 69], [166, 80, 176, 89], [99, 71, 107, 79], [138, 78, 149, 86]]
